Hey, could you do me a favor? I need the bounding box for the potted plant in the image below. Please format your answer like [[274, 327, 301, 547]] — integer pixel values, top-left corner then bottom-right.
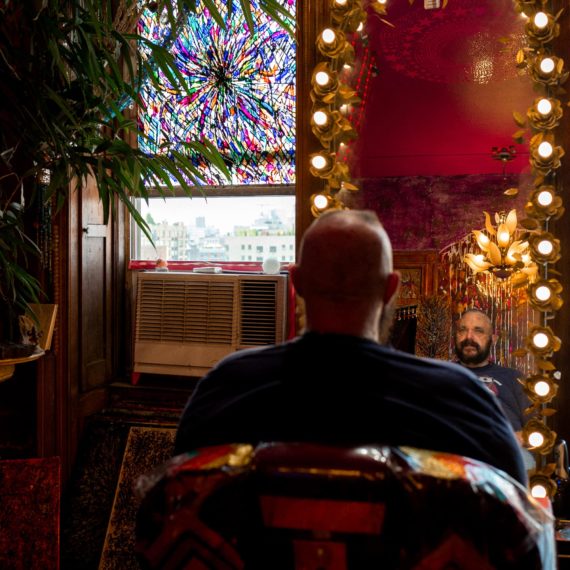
[[0, 0, 291, 353]]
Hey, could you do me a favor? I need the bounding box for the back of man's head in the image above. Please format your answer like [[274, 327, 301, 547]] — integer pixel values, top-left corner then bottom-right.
[[290, 209, 398, 340], [296, 209, 393, 300]]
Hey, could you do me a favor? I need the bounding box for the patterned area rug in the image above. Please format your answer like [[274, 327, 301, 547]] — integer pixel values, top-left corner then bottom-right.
[[98, 426, 175, 570], [60, 415, 177, 570], [0, 457, 61, 570]]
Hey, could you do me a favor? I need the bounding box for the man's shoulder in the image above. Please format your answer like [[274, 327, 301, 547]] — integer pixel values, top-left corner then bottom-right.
[[482, 362, 522, 380], [208, 334, 483, 389], [389, 349, 482, 382], [213, 341, 292, 367]]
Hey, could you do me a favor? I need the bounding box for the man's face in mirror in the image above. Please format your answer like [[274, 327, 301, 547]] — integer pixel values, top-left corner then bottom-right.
[[454, 311, 493, 367]]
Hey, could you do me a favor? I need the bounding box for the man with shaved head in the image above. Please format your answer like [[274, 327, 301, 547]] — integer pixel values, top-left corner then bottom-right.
[[175, 210, 526, 484], [454, 308, 531, 441]]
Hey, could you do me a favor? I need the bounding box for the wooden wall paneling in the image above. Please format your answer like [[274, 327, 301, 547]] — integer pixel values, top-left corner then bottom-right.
[[113, 198, 127, 379], [36, 353, 57, 457], [35, 202, 64, 460], [80, 175, 113, 392], [47, 175, 115, 482], [121, 84, 138, 382], [124, 268, 138, 380], [65, 180, 81, 479], [50, 181, 76, 481]]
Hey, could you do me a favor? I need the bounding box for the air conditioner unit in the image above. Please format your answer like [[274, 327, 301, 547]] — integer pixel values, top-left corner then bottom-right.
[[133, 271, 288, 378]]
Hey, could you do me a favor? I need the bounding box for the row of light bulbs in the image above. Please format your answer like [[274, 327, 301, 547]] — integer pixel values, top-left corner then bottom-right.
[[308, 0, 387, 215], [513, 0, 567, 500]]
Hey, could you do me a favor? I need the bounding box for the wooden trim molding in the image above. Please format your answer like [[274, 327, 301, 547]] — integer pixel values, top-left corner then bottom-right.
[[295, 0, 329, 249]]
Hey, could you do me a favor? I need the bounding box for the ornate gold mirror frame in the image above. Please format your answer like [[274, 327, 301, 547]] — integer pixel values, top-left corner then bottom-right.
[[303, 0, 568, 496]]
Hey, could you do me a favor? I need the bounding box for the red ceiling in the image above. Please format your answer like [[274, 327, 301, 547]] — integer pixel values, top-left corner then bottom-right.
[[353, 0, 535, 178]]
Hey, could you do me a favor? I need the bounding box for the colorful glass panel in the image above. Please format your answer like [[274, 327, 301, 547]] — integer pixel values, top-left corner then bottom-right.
[[138, 0, 296, 186]]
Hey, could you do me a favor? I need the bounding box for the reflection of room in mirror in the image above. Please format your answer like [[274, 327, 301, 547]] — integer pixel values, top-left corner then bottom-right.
[[359, 172, 532, 251], [356, 0, 533, 178], [338, 0, 544, 379], [398, 269, 422, 303], [439, 235, 537, 375]]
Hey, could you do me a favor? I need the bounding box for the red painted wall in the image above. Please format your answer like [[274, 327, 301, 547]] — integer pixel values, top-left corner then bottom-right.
[[353, 0, 535, 178]]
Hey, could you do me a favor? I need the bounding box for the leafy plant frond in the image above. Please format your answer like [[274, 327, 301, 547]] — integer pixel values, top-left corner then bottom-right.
[[0, 0, 289, 340]]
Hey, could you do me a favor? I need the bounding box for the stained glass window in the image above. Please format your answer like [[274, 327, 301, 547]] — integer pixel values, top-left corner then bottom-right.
[[138, 0, 296, 186]]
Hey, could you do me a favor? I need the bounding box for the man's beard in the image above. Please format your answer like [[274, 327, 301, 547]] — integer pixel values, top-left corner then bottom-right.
[[455, 337, 492, 366]]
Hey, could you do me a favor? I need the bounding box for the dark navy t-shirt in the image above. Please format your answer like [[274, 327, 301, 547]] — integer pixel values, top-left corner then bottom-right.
[[464, 362, 530, 432], [175, 332, 527, 484]]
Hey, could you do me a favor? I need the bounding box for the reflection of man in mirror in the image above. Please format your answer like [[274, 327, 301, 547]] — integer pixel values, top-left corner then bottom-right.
[[453, 309, 531, 443]]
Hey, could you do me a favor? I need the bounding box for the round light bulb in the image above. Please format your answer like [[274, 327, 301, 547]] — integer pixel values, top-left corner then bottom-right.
[[356, 22, 364, 32], [528, 431, 545, 447], [534, 12, 548, 29], [334, 0, 347, 5], [540, 57, 555, 74], [534, 381, 551, 396], [537, 239, 553, 255], [339, 104, 349, 114], [537, 190, 553, 206], [497, 228, 511, 248], [537, 98, 552, 115], [538, 141, 553, 158], [531, 484, 548, 499], [313, 110, 328, 126], [478, 234, 490, 247], [315, 71, 330, 86], [377, 0, 387, 4], [313, 194, 328, 210], [535, 285, 551, 301], [343, 63, 352, 70], [321, 28, 336, 44], [311, 155, 327, 170], [533, 332, 549, 349]]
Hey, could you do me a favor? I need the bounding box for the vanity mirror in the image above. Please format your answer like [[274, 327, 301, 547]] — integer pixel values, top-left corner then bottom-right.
[[304, 0, 567, 496]]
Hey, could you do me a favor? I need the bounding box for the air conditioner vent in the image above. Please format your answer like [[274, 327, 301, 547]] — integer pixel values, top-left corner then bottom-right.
[[187, 281, 235, 343], [134, 271, 287, 377], [240, 279, 281, 346], [137, 278, 235, 343]]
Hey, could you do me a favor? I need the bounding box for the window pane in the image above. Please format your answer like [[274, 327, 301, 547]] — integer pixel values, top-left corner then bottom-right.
[[138, 0, 296, 186], [133, 196, 295, 262]]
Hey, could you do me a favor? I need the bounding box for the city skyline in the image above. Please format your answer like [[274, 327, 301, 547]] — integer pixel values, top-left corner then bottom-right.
[[139, 195, 295, 235], [135, 195, 296, 262]]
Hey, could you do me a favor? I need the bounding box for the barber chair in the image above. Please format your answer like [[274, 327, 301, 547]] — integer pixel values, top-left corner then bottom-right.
[[135, 443, 555, 570]]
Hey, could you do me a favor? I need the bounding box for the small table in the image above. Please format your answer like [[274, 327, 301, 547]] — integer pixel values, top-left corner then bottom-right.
[[0, 347, 45, 382]]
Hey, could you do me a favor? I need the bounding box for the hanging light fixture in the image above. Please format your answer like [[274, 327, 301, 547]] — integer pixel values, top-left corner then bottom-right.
[[463, 209, 537, 281]]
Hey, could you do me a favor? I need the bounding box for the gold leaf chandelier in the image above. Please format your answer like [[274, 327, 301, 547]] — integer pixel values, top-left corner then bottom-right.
[[463, 209, 537, 284]]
